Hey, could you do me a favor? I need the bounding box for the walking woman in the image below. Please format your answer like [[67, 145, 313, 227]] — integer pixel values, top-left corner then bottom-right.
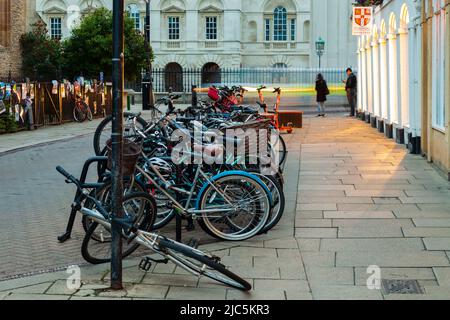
[[315, 73, 329, 117]]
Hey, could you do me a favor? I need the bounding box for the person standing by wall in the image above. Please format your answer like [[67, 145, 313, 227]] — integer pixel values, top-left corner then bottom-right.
[[343, 68, 357, 117], [22, 93, 34, 130], [315, 73, 329, 117]]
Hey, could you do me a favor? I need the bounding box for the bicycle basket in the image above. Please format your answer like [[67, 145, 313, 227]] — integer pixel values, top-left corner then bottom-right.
[[106, 138, 142, 176]]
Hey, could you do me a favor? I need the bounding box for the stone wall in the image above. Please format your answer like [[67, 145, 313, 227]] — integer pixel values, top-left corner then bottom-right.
[[0, 0, 26, 80]]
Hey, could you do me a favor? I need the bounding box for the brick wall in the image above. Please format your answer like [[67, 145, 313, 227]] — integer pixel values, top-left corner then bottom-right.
[[0, 0, 26, 80]]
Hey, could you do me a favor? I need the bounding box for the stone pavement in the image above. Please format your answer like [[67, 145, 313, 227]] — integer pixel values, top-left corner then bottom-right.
[[1, 114, 450, 300]]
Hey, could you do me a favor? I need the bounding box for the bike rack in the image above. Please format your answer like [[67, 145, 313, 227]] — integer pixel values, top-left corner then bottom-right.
[[58, 156, 108, 243]]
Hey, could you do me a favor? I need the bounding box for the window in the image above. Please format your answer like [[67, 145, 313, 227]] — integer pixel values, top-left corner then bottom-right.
[[128, 4, 140, 31], [265, 19, 271, 41], [206, 16, 217, 40], [432, 8, 446, 130], [273, 7, 287, 41], [168, 16, 180, 40], [290, 19, 296, 41], [50, 17, 62, 40]]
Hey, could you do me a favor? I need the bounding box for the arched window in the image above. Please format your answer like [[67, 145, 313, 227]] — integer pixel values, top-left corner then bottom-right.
[[165, 63, 183, 92], [128, 4, 141, 31], [201, 63, 221, 86], [273, 6, 287, 41]]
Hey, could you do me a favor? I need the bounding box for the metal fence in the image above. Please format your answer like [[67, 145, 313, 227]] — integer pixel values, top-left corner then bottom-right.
[[126, 68, 353, 93]]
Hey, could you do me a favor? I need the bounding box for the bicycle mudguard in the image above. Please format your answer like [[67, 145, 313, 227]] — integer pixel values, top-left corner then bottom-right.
[[195, 170, 273, 210]]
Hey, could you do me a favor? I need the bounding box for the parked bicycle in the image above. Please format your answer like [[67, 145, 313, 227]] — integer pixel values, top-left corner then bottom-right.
[[56, 165, 252, 291], [73, 93, 93, 123]]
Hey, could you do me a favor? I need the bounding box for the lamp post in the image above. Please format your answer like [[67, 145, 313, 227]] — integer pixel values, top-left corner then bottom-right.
[[110, 0, 125, 290], [142, 0, 154, 110], [315, 37, 325, 68]]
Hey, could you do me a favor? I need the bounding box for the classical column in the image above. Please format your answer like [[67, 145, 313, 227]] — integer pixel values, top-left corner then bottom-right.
[[379, 35, 389, 120], [388, 32, 399, 123], [366, 39, 373, 115], [361, 43, 367, 113], [398, 26, 410, 128], [357, 46, 363, 111], [372, 38, 381, 118]]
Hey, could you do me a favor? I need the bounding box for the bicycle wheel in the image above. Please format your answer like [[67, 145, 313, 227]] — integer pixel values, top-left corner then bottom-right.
[[82, 177, 147, 236], [81, 192, 156, 265], [248, 172, 285, 234], [197, 173, 271, 241], [158, 237, 251, 291], [84, 102, 93, 121], [73, 105, 87, 123], [135, 172, 175, 230], [93, 112, 148, 156]]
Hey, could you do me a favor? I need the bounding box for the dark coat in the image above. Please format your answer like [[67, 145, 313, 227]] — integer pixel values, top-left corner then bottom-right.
[[345, 73, 357, 93], [315, 80, 329, 102]]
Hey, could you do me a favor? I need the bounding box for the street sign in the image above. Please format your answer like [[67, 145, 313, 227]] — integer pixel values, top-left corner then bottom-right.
[[352, 7, 373, 36]]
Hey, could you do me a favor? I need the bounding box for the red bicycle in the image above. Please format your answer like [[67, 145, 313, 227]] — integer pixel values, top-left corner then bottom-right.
[[73, 93, 93, 123]]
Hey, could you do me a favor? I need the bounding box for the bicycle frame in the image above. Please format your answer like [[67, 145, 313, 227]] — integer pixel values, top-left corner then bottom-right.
[[135, 159, 237, 219]]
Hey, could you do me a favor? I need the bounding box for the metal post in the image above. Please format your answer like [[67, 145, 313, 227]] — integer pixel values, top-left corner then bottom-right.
[[142, 0, 154, 110], [111, 0, 124, 290]]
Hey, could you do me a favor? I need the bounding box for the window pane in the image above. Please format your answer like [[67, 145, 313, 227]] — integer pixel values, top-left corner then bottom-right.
[[50, 18, 62, 40], [206, 16, 217, 40], [290, 19, 296, 41], [265, 19, 270, 41], [168, 16, 180, 40], [128, 5, 140, 30], [273, 7, 287, 41]]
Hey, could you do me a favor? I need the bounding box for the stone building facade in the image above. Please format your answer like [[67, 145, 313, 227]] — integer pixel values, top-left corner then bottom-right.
[[34, 0, 358, 69], [0, 0, 27, 80]]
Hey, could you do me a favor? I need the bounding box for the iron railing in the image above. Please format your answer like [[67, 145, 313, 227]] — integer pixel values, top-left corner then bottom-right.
[[125, 68, 354, 93]]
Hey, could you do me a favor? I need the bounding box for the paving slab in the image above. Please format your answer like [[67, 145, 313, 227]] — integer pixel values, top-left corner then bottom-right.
[[166, 286, 226, 300], [433, 268, 450, 286], [321, 238, 425, 252], [423, 238, 450, 251], [338, 226, 404, 238], [126, 284, 169, 299], [337, 251, 450, 267], [295, 228, 337, 239], [226, 289, 286, 300], [354, 267, 436, 286], [324, 211, 395, 219], [402, 228, 450, 238], [305, 267, 354, 286], [4, 293, 70, 300], [310, 285, 383, 300]]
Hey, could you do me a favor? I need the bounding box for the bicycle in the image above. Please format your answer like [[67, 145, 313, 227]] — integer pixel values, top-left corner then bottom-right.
[[73, 94, 93, 123], [56, 165, 252, 291]]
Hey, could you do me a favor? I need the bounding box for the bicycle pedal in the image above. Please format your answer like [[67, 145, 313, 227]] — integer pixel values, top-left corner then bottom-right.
[[139, 257, 152, 272], [146, 254, 169, 264], [186, 238, 199, 249]]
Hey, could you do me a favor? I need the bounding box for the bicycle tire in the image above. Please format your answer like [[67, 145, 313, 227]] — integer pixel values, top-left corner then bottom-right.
[[81, 192, 156, 265], [82, 177, 147, 236], [158, 237, 251, 291], [248, 171, 285, 234], [85, 102, 93, 121], [197, 173, 271, 241], [279, 134, 287, 167], [73, 105, 87, 123], [93, 112, 148, 156]]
